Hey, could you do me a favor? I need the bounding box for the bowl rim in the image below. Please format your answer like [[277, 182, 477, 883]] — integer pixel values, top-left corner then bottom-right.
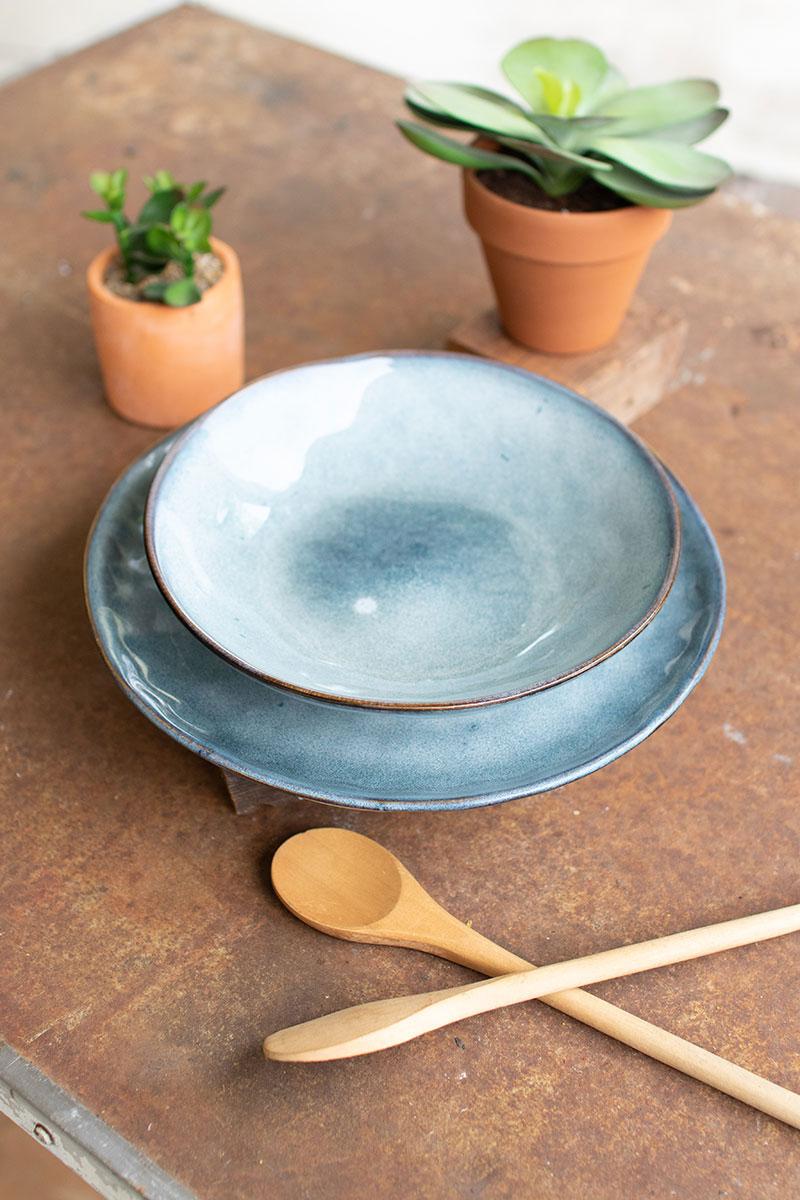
[[143, 350, 682, 711]]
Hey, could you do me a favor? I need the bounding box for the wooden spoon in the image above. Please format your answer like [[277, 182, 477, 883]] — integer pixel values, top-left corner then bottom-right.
[[267, 828, 800, 1128], [265, 901, 800, 1061]]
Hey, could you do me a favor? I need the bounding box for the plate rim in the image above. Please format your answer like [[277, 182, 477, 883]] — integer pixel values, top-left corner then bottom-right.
[[85, 435, 724, 813], [142, 350, 682, 712]]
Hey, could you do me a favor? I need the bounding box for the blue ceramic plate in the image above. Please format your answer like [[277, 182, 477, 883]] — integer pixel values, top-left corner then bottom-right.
[[145, 353, 680, 710], [86, 437, 723, 812]]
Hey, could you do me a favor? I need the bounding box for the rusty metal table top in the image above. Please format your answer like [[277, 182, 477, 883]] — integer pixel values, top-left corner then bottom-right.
[[1, 7, 799, 1198]]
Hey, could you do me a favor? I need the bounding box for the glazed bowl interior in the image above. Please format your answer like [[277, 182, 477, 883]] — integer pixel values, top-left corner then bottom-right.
[[145, 352, 679, 710]]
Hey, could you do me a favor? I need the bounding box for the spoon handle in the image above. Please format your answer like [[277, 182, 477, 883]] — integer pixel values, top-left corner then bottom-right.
[[394, 901, 800, 1127], [265, 902, 800, 1129]]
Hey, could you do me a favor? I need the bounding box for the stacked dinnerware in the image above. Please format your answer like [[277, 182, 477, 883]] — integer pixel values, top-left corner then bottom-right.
[[85, 353, 724, 811]]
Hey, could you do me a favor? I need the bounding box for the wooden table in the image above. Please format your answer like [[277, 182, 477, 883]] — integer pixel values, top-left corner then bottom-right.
[[1, 8, 799, 1198]]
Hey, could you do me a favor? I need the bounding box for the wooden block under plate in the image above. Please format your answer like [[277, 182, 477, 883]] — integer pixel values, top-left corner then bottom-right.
[[448, 297, 687, 426], [222, 769, 301, 815]]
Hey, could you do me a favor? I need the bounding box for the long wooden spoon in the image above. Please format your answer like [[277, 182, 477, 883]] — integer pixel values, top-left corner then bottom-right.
[[265, 901, 800, 1060], [267, 828, 800, 1128]]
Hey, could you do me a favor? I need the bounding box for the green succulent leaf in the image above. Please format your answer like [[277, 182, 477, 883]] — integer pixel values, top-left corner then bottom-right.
[[533, 68, 580, 117], [185, 180, 206, 202], [590, 160, 715, 208], [502, 38, 612, 114], [145, 169, 176, 193], [404, 83, 530, 131], [175, 204, 212, 252], [646, 107, 729, 144], [497, 135, 610, 171], [201, 186, 226, 209], [410, 84, 611, 172], [89, 168, 126, 209], [411, 81, 553, 142], [89, 170, 111, 197], [591, 135, 732, 190], [163, 278, 202, 307], [137, 187, 182, 226], [146, 225, 182, 258], [170, 201, 189, 233], [590, 64, 628, 111], [396, 120, 545, 184], [126, 223, 165, 257], [141, 280, 170, 301], [520, 112, 621, 152], [81, 208, 115, 223], [593, 79, 719, 130]]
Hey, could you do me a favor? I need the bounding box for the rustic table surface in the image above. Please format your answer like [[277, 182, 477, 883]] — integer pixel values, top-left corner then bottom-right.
[[1, 7, 799, 1198]]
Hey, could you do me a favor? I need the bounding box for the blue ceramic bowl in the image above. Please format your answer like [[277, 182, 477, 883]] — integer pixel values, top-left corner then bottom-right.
[[86, 437, 723, 812], [145, 353, 680, 710]]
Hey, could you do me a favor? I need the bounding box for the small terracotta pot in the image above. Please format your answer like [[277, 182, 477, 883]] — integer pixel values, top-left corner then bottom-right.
[[463, 170, 672, 354], [86, 237, 245, 428]]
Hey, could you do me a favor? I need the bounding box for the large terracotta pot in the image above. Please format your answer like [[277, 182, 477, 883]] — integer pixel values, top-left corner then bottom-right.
[[463, 170, 672, 354], [86, 237, 245, 428]]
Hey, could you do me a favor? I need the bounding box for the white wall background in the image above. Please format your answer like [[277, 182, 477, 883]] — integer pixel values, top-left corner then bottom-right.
[[1, 0, 798, 183]]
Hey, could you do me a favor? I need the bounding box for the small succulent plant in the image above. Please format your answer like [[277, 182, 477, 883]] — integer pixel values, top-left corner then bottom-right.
[[82, 169, 225, 306], [398, 38, 731, 208]]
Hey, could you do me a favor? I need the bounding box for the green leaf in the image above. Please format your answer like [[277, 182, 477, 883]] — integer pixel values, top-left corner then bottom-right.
[[593, 79, 719, 131], [137, 187, 182, 226], [126, 224, 166, 262], [153, 169, 176, 192], [519, 112, 620, 150], [590, 160, 715, 208], [645, 107, 729, 145], [146, 225, 181, 257], [89, 170, 111, 197], [412, 81, 554, 142], [163, 278, 202, 307], [141, 281, 170, 301], [590, 64, 628, 111], [502, 38, 611, 114], [406, 81, 613, 159], [185, 180, 206, 202], [179, 206, 212, 252], [591, 136, 732, 190], [170, 201, 188, 232], [396, 120, 544, 185], [110, 168, 128, 192], [533, 68, 580, 117], [81, 208, 115, 222], [498, 135, 610, 171], [411, 84, 610, 171], [201, 186, 225, 209], [404, 83, 529, 131]]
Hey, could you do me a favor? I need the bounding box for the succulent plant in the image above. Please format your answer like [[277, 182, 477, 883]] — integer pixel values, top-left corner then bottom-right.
[[397, 38, 731, 208], [82, 169, 226, 306]]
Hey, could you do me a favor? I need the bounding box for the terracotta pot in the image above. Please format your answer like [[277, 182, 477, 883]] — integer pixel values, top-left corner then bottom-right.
[[86, 237, 245, 428], [463, 170, 672, 354]]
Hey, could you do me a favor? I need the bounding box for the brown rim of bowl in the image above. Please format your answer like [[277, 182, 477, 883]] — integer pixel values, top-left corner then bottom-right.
[[143, 350, 682, 712]]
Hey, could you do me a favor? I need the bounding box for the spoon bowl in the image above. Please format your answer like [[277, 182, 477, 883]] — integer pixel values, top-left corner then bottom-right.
[[272, 828, 520, 968], [272, 828, 405, 934]]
